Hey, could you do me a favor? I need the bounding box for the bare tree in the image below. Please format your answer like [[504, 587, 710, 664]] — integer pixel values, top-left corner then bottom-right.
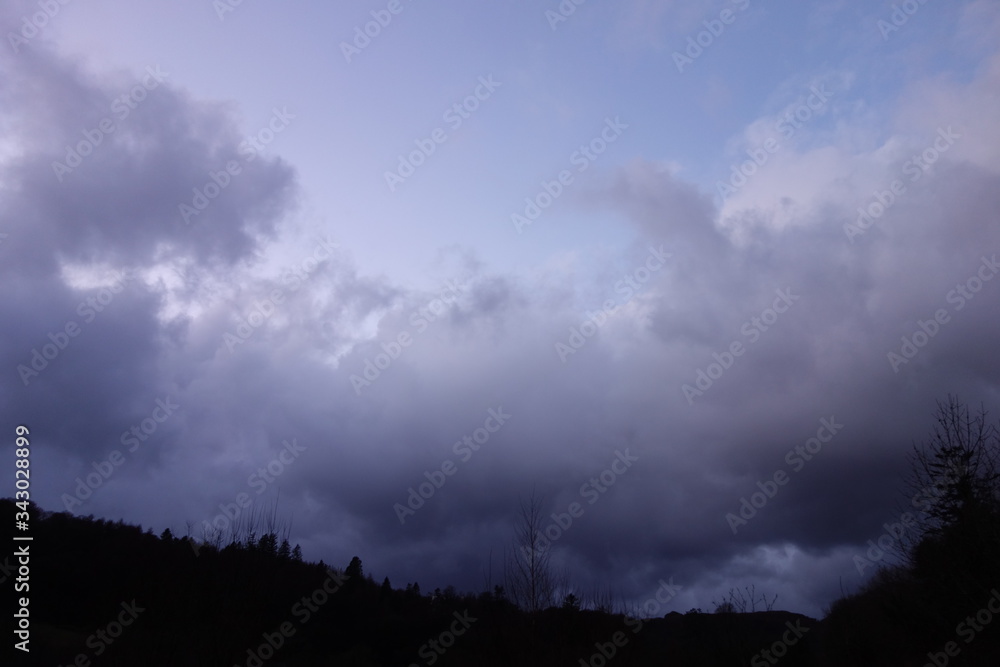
[[712, 585, 777, 613], [196, 496, 291, 553], [902, 397, 1000, 602], [587, 583, 622, 615], [505, 490, 555, 613], [906, 397, 1000, 540]]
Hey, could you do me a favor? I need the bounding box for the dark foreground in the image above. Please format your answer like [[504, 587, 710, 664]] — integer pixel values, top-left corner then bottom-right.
[[4, 497, 999, 666]]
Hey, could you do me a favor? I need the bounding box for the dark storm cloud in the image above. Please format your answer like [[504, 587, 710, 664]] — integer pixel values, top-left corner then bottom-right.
[[0, 46, 295, 279], [4, 0, 1000, 620], [0, 15, 299, 482]]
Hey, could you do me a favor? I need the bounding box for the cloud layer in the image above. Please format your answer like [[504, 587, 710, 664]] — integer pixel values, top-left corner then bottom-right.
[[3, 0, 1000, 618]]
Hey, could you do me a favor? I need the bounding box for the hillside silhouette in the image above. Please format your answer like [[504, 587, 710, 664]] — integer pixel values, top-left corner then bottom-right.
[[5, 398, 1000, 665]]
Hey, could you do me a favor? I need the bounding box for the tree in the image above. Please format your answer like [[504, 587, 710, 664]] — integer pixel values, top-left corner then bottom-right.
[[587, 584, 620, 614], [561, 593, 581, 611], [346, 556, 364, 580], [907, 397, 1000, 539], [258, 533, 278, 557], [711, 586, 776, 613], [505, 490, 555, 613], [904, 397, 1000, 600]]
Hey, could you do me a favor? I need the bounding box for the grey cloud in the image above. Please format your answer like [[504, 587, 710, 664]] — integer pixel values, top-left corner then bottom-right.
[[4, 1, 1000, 622]]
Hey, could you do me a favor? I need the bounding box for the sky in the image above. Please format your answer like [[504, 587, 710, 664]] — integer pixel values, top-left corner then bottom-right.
[[2, 0, 1000, 619]]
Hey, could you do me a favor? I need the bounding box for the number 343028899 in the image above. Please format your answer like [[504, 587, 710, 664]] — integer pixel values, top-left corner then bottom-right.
[[15, 425, 31, 512]]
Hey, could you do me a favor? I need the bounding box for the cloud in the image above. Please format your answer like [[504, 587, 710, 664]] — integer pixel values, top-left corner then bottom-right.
[[4, 0, 1000, 620], [0, 22, 300, 471]]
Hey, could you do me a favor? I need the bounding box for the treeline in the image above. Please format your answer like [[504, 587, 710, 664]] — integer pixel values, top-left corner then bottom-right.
[[4, 397, 1000, 665], [2, 499, 818, 666], [819, 398, 1000, 665]]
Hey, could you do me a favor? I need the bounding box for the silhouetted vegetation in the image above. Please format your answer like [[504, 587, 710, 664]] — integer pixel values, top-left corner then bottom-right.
[[5, 397, 999, 665], [820, 397, 1000, 665]]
